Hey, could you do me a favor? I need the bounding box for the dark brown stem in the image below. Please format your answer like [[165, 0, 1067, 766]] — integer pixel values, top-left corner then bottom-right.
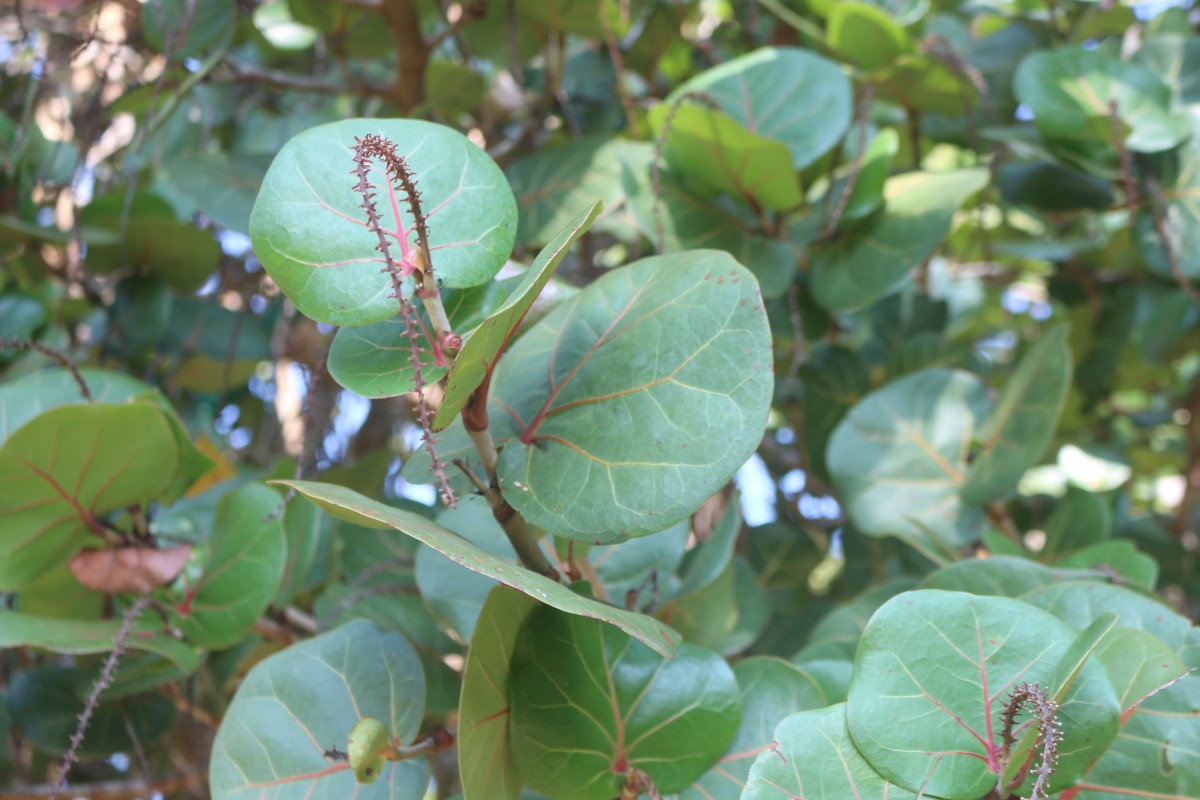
[[377, 0, 431, 114], [1145, 174, 1200, 307], [823, 85, 875, 237], [50, 596, 152, 800], [0, 338, 92, 401]]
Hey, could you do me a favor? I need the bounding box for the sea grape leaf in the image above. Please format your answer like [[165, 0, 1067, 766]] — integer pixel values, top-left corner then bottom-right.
[[209, 619, 427, 799], [846, 589, 1120, 800], [177, 483, 288, 649], [328, 281, 507, 399], [799, 346, 872, 483], [920, 556, 1107, 599], [1135, 109, 1200, 279], [827, 1, 913, 72], [1094, 627, 1188, 719], [1056, 540, 1157, 591], [1015, 47, 1188, 157], [961, 322, 1072, 504], [434, 202, 601, 429], [810, 169, 988, 311], [143, 0, 235, 59], [277, 480, 682, 657], [793, 578, 918, 663], [827, 369, 993, 558], [0, 368, 151, 443], [493, 250, 772, 543], [250, 119, 517, 326], [0, 403, 181, 590], [509, 604, 741, 800], [458, 585, 539, 800], [159, 152, 269, 235], [1038, 486, 1112, 560], [507, 136, 625, 247], [669, 46, 852, 170], [618, 144, 795, 298], [997, 161, 1115, 211], [0, 610, 199, 672], [673, 657, 834, 800], [743, 704, 917, 800], [647, 104, 802, 212]]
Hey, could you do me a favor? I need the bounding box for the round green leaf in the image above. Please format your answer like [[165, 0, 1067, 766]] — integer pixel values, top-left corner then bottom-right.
[[828, 2, 914, 72], [847, 589, 1120, 799], [1015, 48, 1188, 156], [647, 104, 802, 212], [743, 704, 917, 800], [329, 282, 507, 399], [177, 483, 288, 649], [159, 153, 268, 235], [810, 169, 988, 312], [209, 619, 427, 800], [508, 136, 626, 248], [494, 251, 772, 543], [675, 657, 834, 800], [458, 585, 539, 800], [0, 368, 151, 443], [509, 604, 741, 800], [0, 403, 180, 590], [143, 0, 235, 60], [997, 161, 1115, 211], [250, 119, 517, 326], [827, 369, 992, 558], [670, 47, 852, 170]]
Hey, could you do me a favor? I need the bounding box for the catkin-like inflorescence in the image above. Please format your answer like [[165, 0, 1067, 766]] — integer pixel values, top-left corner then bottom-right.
[[350, 135, 455, 506], [1000, 681, 1061, 800]]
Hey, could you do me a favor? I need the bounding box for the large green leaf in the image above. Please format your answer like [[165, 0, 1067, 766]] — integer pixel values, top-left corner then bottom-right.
[[674, 657, 834, 800], [0, 403, 181, 590], [493, 251, 772, 543], [670, 47, 852, 170], [328, 281, 506, 399], [250, 119, 517, 326], [1015, 48, 1187, 157], [143, 0, 235, 59], [919, 555, 1108, 598], [458, 585, 539, 800], [962, 322, 1072, 503], [846, 590, 1120, 800], [800, 346, 872, 483], [0, 610, 199, 672], [507, 136, 626, 247], [647, 104, 802, 212], [743, 705, 917, 800], [0, 368, 152, 443], [827, 1, 913, 72], [176, 483, 288, 649], [810, 169, 988, 311], [827, 369, 992, 557], [159, 153, 268, 235], [509, 604, 741, 800], [209, 619, 427, 799], [278, 480, 682, 657], [434, 203, 601, 430]]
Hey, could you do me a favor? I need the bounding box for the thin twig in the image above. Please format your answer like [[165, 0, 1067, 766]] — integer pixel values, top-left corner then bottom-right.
[[1145, 174, 1200, 306], [0, 338, 93, 401], [50, 596, 152, 800], [263, 348, 329, 522], [823, 85, 875, 237]]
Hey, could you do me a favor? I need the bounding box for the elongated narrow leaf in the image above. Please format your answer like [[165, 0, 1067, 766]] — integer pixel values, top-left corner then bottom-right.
[[177, 483, 288, 649], [743, 705, 917, 800], [509, 604, 741, 800], [846, 590, 1120, 800], [493, 250, 772, 543], [250, 119, 517, 326], [210, 619, 427, 799], [0, 611, 199, 672], [277, 480, 682, 657], [458, 586, 538, 800], [827, 369, 992, 556], [434, 202, 601, 429], [0, 403, 180, 590], [962, 323, 1072, 504]]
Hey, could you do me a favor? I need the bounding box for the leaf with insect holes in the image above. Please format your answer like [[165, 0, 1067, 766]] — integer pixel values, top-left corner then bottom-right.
[[743, 704, 917, 800], [509, 604, 741, 800], [276, 480, 683, 657], [250, 119, 517, 327], [433, 202, 601, 430], [209, 619, 427, 800], [493, 250, 772, 544], [846, 589, 1120, 800], [0, 403, 181, 591], [457, 585, 538, 800], [328, 282, 507, 399]]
